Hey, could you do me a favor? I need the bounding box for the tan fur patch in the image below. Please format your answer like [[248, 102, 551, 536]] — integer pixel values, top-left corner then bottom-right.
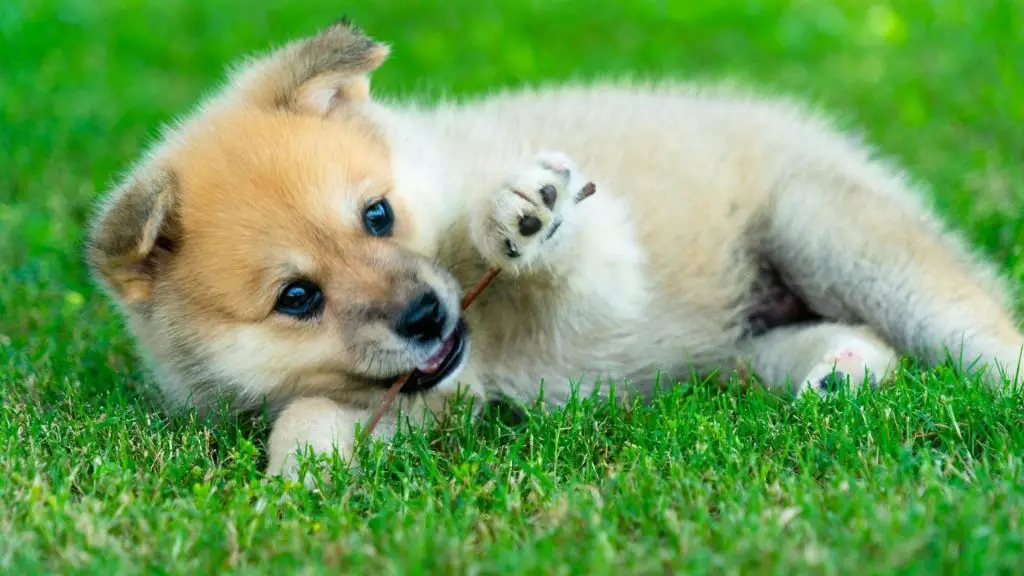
[[164, 106, 396, 322]]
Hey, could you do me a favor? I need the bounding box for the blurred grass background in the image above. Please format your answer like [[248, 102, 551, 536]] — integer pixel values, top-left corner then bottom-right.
[[1, 1, 1023, 574]]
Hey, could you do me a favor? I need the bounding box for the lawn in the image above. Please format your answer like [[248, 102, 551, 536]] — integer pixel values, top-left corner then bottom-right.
[[2, 0, 1024, 573]]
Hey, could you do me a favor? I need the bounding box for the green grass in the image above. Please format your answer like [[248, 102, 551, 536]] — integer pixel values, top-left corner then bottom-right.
[[2, 0, 1024, 573]]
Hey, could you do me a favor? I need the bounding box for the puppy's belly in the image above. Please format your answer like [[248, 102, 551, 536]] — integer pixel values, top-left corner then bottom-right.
[[478, 332, 737, 406], [470, 294, 748, 406]]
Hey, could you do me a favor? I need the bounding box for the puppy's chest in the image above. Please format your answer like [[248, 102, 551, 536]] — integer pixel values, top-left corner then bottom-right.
[[463, 269, 683, 374]]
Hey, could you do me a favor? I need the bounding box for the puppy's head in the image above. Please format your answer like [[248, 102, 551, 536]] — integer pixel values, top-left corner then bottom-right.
[[85, 20, 466, 412]]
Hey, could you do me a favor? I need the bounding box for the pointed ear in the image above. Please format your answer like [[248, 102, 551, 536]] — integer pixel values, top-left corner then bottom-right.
[[231, 17, 390, 115], [85, 167, 180, 305]]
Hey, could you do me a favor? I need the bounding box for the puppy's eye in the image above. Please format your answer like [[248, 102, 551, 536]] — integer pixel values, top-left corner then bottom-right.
[[362, 198, 394, 237], [274, 279, 324, 319]]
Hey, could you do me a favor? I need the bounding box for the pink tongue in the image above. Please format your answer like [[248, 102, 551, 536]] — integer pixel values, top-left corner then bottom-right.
[[418, 334, 454, 374]]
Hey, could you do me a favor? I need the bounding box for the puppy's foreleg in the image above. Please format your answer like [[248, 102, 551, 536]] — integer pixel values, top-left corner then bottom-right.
[[741, 323, 899, 397], [266, 384, 481, 486], [266, 396, 379, 487]]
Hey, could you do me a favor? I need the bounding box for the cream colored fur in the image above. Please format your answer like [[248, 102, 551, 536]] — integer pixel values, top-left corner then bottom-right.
[[84, 22, 1024, 485]]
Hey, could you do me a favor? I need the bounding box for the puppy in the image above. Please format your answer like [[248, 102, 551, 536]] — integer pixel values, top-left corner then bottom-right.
[[85, 21, 1024, 481]]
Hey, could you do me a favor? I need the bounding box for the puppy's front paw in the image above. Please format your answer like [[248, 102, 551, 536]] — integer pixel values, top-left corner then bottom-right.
[[473, 152, 595, 272]]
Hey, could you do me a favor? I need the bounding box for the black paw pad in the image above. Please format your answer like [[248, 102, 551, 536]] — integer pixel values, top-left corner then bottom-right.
[[518, 214, 543, 237], [539, 184, 557, 210], [818, 371, 848, 393]]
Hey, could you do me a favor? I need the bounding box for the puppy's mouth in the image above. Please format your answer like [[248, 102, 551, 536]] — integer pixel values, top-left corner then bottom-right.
[[396, 318, 469, 395]]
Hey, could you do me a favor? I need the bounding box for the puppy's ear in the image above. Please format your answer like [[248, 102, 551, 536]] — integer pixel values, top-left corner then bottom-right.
[[85, 167, 180, 305], [232, 17, 390, 115]]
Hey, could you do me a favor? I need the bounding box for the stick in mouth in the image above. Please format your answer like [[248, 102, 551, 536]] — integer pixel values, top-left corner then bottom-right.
[[358, 181, 597, 443]]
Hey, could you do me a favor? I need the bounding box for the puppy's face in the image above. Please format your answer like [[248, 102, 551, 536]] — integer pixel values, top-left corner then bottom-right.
[[86, 22, 468, 410], [167, 109, 466, 402]]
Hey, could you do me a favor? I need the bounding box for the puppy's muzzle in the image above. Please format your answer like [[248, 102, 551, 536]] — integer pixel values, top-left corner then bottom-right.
[[394, 289, 448, 344]]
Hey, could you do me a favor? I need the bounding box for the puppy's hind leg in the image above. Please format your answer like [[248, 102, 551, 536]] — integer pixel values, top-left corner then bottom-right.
[[764, 167, 1024, 391], [741, 322, 899, 397]]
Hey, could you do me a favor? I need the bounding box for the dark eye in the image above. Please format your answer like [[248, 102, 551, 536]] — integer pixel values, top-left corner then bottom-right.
[[362, 198, 394, 237], [274, 279, 324, 319]]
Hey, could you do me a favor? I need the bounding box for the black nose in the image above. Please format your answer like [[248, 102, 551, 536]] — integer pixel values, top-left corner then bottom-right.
[[395, 290, 448, 343]]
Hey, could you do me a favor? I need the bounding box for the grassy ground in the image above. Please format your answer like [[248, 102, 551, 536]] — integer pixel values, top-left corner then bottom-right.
[[2, 0, 1024, 573]]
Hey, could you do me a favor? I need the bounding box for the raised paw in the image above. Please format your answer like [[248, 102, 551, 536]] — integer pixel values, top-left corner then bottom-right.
[[799, 343, 896, 398], [474, 151, 595, 271]]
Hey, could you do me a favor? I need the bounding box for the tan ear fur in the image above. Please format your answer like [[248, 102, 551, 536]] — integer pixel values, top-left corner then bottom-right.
[[85, 167, 179, 305], [230, 17, 390, 115]]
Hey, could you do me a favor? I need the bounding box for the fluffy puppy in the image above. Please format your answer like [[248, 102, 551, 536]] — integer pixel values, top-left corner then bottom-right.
[[85, 21, 1024, 481]]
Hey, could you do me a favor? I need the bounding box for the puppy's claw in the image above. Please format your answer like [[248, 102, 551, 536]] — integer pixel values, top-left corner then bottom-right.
[[504, 239, 520, 258], [574, 182, 597, 204]]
